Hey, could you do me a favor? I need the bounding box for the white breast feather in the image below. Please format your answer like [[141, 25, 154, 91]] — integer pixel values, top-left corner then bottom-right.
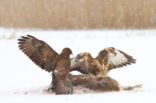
[[70, 56, 84, 68]]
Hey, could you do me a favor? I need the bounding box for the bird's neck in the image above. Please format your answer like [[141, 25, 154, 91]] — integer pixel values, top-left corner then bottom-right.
[[61, 53, 70, 59]]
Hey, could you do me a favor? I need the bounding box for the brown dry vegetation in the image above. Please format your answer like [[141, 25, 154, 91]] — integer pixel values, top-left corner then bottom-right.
[[0, 0, 156, 29]]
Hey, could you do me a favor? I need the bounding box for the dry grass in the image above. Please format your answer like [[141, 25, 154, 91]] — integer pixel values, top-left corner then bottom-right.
[[0, 0, 156, 29]]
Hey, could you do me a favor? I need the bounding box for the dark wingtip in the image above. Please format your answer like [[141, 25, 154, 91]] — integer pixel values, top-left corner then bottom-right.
[[17, 35, 35, 45], [18, 41, 23, 45], [18, 38, 25, 42], [21, 36, 29, 39], [27, 35, 35, 38], [129, 58, 136, 64]]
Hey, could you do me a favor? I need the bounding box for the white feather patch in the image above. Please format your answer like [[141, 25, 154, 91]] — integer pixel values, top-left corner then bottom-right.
[[109, 49, 128, 66], [54, 69, 58, 73], [79, 58, 84, 62], [70, 56, 77, 68]]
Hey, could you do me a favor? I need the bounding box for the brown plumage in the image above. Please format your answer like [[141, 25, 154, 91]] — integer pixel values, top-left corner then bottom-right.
[[52, 48, 73, 94], [18, 35, 73, 92], [71, 74, 142, 91], [18, 35, 58, 72], [70, 47, 136, 76], [18, 35, 140, 94], [54, 77, 73, 94]]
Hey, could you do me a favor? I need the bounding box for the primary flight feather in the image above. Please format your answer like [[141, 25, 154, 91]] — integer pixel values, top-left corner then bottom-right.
[[18, 35, 58, 72]]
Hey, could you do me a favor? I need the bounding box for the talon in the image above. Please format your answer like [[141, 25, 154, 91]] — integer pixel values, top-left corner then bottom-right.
[[44, 84, 55, 92]]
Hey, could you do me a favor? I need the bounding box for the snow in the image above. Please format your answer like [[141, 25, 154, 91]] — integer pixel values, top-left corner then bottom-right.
[[0, 28, 156, 103]]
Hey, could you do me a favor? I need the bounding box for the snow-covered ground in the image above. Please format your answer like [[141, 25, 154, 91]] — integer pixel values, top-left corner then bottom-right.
[[0, 28, 156, 103]]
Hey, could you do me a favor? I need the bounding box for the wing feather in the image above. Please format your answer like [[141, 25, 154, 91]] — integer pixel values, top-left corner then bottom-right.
[[71, 47, 136, 75], [107, 47, 136, 70], [18, 35, 58, 72]]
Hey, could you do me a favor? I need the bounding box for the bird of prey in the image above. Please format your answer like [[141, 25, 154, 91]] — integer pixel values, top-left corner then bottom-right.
[[70, 47, 136, 76], [18, 35, 73, 93], [52, 48, 73, 94]]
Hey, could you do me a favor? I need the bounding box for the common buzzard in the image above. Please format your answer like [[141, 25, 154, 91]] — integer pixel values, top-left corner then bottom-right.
[[18, 35, 73, 92], [70, 47, 136, 76], [52, 48, 73, 94]]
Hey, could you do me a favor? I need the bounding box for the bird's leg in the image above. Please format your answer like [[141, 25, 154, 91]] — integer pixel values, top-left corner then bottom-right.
[[54, 70, 73, 94], [121, 84, 142, 91], [46, 72, 56, 92]]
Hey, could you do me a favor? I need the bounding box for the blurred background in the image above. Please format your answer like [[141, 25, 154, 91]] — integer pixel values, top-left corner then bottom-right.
[[0, 0, 156, 29]]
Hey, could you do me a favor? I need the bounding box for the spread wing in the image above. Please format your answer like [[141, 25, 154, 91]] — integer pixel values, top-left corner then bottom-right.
[[71, 47, 136, 75], [105, 47, 136, 71], [18, 35, 58, 72]]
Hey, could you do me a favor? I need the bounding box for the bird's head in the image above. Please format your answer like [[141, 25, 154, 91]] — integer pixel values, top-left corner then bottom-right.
[[96, 47, 116, 65], [97, 49, 108, 59], [96, 49, 109, 65], [61, 48, 73, 58]]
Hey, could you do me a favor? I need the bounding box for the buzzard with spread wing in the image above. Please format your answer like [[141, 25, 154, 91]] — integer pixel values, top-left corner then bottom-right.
[[18, 35, 73, 92], [70, 47, 136, 76]]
